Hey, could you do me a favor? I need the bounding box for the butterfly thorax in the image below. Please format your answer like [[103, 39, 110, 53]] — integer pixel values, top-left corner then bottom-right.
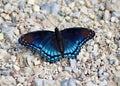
[[54, 27, 65, 58]]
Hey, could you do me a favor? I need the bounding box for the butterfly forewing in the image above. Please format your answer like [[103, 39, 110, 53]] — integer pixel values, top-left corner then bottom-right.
[[19, 31, 62, 62], [61, 27, 95, 58]]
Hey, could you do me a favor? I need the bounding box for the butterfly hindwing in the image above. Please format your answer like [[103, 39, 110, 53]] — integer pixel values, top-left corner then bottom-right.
[[18, 31, 62, 62], [61, 27, 95, 58]]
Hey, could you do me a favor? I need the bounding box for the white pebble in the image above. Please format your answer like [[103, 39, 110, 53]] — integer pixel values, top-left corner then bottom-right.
[[13, 65, 20, 71], [65, 67, 72, 72], [0, 33, 4, 40], [86, 81, 96, 86], [111, 17, 116, 22], [27, 0, 35, 5], [73, 12, 80, 18], [81, 6, 88, 14], [33, 5, 40, 12], [17, 77, 25, 83], [68, 2, 75, 9], [104, 10, 110, 20], [0, 49, 8, 59], [70, 59, 76, 69]]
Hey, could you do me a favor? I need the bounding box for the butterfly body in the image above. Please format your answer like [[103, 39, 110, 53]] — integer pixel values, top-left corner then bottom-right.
[[18, 27, 95, 63]]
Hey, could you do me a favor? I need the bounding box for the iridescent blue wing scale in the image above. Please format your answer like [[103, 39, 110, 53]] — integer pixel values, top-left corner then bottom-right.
[[61, 27, 95, 58], [18, 31, 62, 62]]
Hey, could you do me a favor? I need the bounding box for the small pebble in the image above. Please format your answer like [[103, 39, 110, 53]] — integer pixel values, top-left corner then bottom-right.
[[27, 0, 35, 5], [80, 6, 88, 14], [0, 33, 4, 40], [85, 0, 91, 7], [68, 2, 75, 9], [0, 17, 4, 24], [73, 12, 80, 18], [33, 59, 40, 66], [36, 13, 46, 20], [13, 65, 20, 71], [66, 0, 72, 5], [68, 78, 76, 86], [33, 5, 40, 12], [61, 80, 68, 86], [18, 1, 25, 10], [87, 45, 93, 52], [41, 3, 59, 15], [0, 49, 8, 59], [104, 10, 110, 20], [81, 17, 90, 22], [70, 59, 76, 69], [17, 77, 25, 83], [112, 0, 117, 3], [4, 3, 12, 12], [34, 78, 43, 86], [65, 67, 72, 72], [99, 4, 105, 11], [99, 80, 107, 86], [111, 17, 116, 22], [44, 80, 61, 86], [86, 81, 96, 86], [90, 0, 98, 5]]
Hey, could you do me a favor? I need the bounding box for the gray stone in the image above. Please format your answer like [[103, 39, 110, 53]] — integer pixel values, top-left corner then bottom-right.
[[109, 55, 115, 64], [41, 3, 59, 15], [4, 3, 12, 11], [81, 17, 90, 22], [2, 25, 19, 41], [112, 0, 117, 3], [0, 17, 4, 24], [18, 1, 25, 9], [99, 4, 105, 11], [68, 78, 76, 86], [98, 67, 103, 77], [66, 0, 72, 5], [112, 12, 120, 18], [34, 78, 43, 86], [87, 46, 93, 52], [99, 80, 107, 86], [90, 0, 98, 5], [44, 80, 61, 86], [65, 67, 72, 72], [117, 53, 120, 60], [86, 81, 97, 86], [36, 13, 46, 20], [61, 80, 68, 86]]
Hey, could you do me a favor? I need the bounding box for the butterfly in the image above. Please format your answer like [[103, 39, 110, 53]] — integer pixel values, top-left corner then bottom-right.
[[18, 27, 95, 63]]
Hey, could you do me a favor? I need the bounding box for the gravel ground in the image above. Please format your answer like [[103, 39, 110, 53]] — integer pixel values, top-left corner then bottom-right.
[[0, 0, 120, 86]]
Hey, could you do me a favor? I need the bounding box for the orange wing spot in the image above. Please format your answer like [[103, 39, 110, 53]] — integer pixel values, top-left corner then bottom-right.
[[81, 30, 89, 37], [22, 34, 34, 43]]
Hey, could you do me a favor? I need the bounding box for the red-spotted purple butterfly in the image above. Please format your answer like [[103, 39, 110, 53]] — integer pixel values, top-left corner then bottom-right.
[[18, 27, 95, 63]]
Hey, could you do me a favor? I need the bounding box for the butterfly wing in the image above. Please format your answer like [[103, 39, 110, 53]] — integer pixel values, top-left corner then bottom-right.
[[61, 27, 95, 58], [18, 31, 62, 62]]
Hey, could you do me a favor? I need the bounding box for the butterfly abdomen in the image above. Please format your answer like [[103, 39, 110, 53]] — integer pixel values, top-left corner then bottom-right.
[[54, 28, 65, 58]]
